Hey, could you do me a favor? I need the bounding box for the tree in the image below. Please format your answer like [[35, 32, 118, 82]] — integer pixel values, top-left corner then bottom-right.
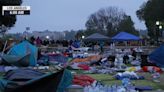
[[85, 6, 137, 37], [117, 16, 139, 35], [0, 0, 22, 29], [75, 30, 85, 40], [84, 29, 98, 36], [64, 30, 76, 40], [136, 0, 164, 39]]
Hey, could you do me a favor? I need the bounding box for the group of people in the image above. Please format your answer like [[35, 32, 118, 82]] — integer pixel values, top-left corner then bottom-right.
[[29, 36, 75, 47]]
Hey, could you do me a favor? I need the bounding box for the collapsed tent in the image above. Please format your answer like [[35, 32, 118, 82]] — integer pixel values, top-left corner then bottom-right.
[[112, 32, 140, 41], [2, 53, 30, 67], [0, 69, 73, 92], [6, 41, 38, 66], [149, 44, 164, 67]]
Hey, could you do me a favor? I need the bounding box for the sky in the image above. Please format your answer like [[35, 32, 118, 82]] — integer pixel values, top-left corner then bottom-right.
[[9, 0, 148, 33]]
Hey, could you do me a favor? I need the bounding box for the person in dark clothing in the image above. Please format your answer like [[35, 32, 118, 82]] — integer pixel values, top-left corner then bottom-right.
[[91, 42, 95, 51], [37, 49, 42, 60], [99, 42, 104, 53], [123, 55, 129, 64], [30, 36, 35, 45], [131, 48, 137, 59]]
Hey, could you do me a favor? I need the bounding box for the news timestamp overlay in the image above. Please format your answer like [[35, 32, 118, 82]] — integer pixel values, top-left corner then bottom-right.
[[2, 6, 30, 15]]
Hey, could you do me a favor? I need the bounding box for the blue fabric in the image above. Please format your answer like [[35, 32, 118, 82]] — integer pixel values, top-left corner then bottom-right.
[[72, 41, 80, 48], [115, 75, 145, 80], [112, 32, 140, 41], [149, 44, 164, 67], [49, 54, 68, 64], [0, 79, 8, 92], [5, 69, 44, 80], [57, 69, 73, 92], [8, 41, 38, 66], [135, 86, 153, 91]]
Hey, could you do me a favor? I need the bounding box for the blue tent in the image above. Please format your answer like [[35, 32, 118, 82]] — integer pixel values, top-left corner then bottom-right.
[[112, 32, 140, 41], [149, 44, 164, 67], [7, 40, 38, 66]]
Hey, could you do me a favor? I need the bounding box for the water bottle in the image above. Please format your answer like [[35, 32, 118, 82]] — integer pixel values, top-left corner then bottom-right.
[[107, 85, 112, 92], [104, 85, 108, 92], [94, 86, 99, 92], [84, 86, 89, 92], [152, 71, 160, 82], [122, 78, 131, 87], [88, 86, 93, 92], [99, 85, 104, 92]]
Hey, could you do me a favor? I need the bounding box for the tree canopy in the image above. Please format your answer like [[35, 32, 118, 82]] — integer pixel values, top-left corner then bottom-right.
[[0, 0, 22, 28], [136, 0, 164, 39], [85, 6, 138, 37]]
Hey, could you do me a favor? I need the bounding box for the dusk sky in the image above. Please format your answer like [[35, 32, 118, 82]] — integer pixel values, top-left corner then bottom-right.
[[9, 0, 148, 33]]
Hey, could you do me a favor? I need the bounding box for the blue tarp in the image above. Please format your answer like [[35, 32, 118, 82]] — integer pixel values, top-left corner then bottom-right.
[[72, 41, 80, 48], [149, 44, 164, 67], [112, 32, 140, 41], [7, 40, 38, 66]]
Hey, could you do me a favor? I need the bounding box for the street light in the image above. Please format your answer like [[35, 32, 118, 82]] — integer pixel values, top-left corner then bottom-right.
[[159, 25, 162, 29], [156, 21, 160, 26], [155, 21, 163, 45], [82, 35, 85, 39], [46, 35, 50, 39], [155, 21, 160, 45]]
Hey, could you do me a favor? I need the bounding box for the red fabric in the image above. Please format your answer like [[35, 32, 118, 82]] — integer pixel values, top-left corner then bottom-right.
[[73, 75, 95, 87], [78, 64, 90, 70], [142, 66, 163, 73], [63, 52, 68, 57]]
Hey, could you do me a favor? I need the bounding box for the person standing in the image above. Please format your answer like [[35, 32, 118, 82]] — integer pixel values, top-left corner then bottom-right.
[[35, 37, 42, 46], [99, 41, 104, 53]]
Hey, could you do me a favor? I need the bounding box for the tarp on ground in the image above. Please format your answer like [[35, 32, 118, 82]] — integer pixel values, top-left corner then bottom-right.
[[112, 32, 140, 41], [48, 54, 68, 64], [149, 44, 164, 67], [84, 33, 110, 41], [0, 69, 72, 92], [7, 40, 38, 66]]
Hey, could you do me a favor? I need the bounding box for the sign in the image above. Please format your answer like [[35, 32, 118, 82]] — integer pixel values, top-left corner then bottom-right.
[[2, 6, 30, 15]]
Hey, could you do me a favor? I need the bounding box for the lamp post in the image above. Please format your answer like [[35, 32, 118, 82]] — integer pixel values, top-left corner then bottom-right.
[[156, 21, 160, 26], [159, 25, 162, 29], [159, 25, 163, 43], [156, 21, 160, 45], [155, 21, 163, 45], [82, 35, 85, 39], [46, 35, 50, 39]]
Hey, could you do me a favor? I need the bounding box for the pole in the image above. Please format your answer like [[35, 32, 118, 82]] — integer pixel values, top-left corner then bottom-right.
[[2, 40, 8, 56], [156, 26, 159, 46]]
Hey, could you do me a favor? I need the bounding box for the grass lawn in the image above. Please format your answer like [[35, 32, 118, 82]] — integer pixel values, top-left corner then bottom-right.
[[70, 69, 164, 90], [87, 73, 164, 90]]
